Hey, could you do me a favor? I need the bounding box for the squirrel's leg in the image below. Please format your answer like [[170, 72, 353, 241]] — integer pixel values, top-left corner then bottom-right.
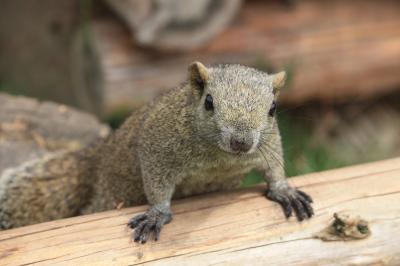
[[127, 171, 174, 244], [260, 134, 314, 221]]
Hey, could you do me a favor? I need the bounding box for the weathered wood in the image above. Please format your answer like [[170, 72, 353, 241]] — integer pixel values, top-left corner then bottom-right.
[[104, 0, 242, 50], [1, 158, 399, 265], [0, 93, 110, 173], [92, 0, 400, 115]]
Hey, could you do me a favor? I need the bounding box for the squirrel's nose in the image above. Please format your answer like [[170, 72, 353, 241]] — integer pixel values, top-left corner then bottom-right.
[[230, 137, 253, 153]]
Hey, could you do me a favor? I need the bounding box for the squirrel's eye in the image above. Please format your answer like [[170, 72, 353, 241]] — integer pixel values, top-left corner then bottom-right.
[[205, 94, 214, 111], [268, 101, 277, 117]]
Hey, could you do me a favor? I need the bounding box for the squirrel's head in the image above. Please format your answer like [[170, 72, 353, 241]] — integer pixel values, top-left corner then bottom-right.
[[188, 61, 286, 155]]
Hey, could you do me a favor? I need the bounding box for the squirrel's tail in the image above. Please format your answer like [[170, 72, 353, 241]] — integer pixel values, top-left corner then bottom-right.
[[0, 151, 91, 229]]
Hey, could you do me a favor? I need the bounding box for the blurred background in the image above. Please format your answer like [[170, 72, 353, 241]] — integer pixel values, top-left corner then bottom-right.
[[1, 0, 400, 186]]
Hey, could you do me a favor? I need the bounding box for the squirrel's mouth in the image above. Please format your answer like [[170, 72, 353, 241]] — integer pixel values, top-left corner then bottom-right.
[[217, 139, 258, 156], [217, 129, 260, 155]]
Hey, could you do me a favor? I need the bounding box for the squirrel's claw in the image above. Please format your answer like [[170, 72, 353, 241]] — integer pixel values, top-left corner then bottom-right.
[[266, 188, 314, 221], [128, 213, 147, 229], [128, 209, 172, 244]]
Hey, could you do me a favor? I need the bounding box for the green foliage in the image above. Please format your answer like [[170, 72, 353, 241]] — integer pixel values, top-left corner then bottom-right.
[[104, 107, 132, 129], [241, 169, 263, 187], [79, 0, 93, 50], [0, 81, 18, 95], [241, 110, 348, 187], [279, 111, 347, 177], [253, 57, 276, 74]]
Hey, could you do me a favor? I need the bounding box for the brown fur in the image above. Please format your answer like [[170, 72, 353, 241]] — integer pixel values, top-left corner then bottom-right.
[[0, 62, 313, 232]]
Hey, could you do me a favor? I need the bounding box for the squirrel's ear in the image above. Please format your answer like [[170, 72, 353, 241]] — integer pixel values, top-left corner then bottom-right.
[[188, 61, 209, 94], [272, 71, 287, 95]]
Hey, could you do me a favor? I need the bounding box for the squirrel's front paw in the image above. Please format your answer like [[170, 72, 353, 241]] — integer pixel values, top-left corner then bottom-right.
[[128, 207, 172, 244], [266, 187, 314, 221]]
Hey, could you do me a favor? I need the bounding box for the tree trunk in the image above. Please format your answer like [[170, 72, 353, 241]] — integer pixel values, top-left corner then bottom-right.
[[0, 0, 102, 114]]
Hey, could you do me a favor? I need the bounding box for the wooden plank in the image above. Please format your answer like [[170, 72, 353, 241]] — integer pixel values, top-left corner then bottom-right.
[[91, 0, 400, 115], [0, 158, 400, 265]]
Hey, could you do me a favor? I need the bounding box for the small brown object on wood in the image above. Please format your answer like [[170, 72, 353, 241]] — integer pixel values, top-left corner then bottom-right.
[[1, 158, 399, 265], [314, 212, 371, 241]]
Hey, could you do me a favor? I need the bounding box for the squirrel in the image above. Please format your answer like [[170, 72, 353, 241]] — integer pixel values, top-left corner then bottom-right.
[[0, 62, 313, 242]]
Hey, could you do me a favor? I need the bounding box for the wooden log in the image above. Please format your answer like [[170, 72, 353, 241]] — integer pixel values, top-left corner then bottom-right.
[[0, 0, 104, 114], [91, 0, 400, 115], [0, 92, 110, 174], [1, 158, 399, 265], [104, 0, 242, 50]]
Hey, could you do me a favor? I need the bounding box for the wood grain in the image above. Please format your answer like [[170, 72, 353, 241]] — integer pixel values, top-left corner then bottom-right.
[[91, 0, 400, 115], [1, 158, 400, 265]]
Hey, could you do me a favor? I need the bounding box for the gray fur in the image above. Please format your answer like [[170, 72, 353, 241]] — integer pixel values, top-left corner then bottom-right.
[[0, 62, 313, 236]]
